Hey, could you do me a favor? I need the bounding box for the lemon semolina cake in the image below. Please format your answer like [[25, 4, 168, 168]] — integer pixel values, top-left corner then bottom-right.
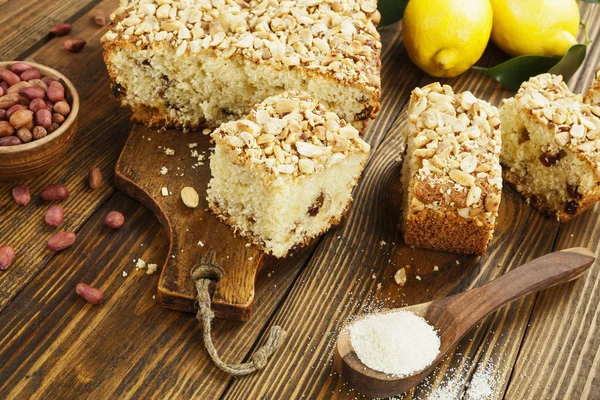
[[584, 68, 600, 106], [102, 0, 382, 131], [501, 74, 600, 222], [207, 92, 371, 258], [402, 83, 503, 255]]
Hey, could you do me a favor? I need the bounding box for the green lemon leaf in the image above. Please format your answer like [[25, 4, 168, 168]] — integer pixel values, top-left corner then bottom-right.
[[582, 0, 600, 3], [548, 44, 588, 81], [473, 44, 588, 92], [378, 0, 408, 26]]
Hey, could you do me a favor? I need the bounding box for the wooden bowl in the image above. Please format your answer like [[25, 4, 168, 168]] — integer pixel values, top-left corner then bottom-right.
[[0, 61, 79, 181]]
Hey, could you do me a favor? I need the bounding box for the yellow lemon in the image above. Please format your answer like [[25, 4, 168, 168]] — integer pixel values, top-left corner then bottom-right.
[[490, 0, 580, 57], [403, 0, 493, 78]]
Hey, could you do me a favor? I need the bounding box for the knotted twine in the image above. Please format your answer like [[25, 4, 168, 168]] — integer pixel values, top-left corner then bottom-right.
[[192, 264, 287, 376]]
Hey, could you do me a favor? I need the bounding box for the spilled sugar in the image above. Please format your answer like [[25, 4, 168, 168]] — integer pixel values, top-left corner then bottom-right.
[[349, 311, 441, 377]]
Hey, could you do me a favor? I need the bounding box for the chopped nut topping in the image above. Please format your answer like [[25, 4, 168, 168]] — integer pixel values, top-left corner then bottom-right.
[[406, 83, 503, 222], [515, 74, 600, 170], [103, 0, 381, 90], [212, 91, 370, 181]]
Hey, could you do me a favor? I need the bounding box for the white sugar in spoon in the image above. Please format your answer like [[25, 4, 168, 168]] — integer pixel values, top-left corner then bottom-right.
[[335, 248, 595, 398]]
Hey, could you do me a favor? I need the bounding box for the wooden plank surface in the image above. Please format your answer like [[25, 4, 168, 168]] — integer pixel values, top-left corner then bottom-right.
[[1, 1, 600, 399]]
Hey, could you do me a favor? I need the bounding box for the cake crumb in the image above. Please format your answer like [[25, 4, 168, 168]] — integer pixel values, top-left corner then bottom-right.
[[160, 166, 168, 175], [433, 265, 439, 271], [198, 240, 204, 247], [188, 143, 198, 148], [161, 187, 169, 196], [380, 240, 387, 247], [165, 148, 175, 156], [394, 268, 407, 286], [146, 263, 158, 275], [415, 275, 422, 281], [202, 128, 211, 135], [122, 271, 128, 277], [135, 258, 146, 270]]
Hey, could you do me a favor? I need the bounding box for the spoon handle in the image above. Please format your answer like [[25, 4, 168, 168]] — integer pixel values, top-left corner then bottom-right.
[[442, 247, 595, 336]]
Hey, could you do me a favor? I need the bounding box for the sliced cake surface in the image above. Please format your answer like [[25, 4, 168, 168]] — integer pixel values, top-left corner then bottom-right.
[[501, 73, 600, 221], [402, 83, 503, 256], [207, 91, 370, 258], [102, 0, 382, 131], [584, 68, 600, 106]]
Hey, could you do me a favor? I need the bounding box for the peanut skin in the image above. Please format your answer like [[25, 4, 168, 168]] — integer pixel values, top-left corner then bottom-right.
[[47, 232, 77, 252], [12, 185, 30, 206], [105, 211, 125, 229], [0, 246, 15, 270], [45, 205, 64, 227], [76, 283, 104, 305], [89, 167, 103, 190], [41, 184, 70, 201]]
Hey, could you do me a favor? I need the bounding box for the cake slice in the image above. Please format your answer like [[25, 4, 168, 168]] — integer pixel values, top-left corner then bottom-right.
[[402, 83, 503, 255], [207, 92, 371, 258], [584, 68, 600, 106], [102, 0, 381, 131], [501, 73, 600, 221]]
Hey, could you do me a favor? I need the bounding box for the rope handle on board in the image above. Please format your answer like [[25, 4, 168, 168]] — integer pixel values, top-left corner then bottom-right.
[[192, 264, 287, 376]]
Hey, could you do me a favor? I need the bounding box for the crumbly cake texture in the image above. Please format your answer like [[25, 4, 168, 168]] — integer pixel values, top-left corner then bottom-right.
[[102, 0, 382, 131], [207, 92, 371, 258], [501, 74, 600, 222], [402, 83, 503, 256]]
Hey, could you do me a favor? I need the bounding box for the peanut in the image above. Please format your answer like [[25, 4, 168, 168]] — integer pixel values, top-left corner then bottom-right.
[[34, 108, 52, 129], [0, 69, 20, 86], [41, 184, 70, 201], [6, 104, 26, 119], [93, 9, 107, 26], [47, 232, 77, 252], [0, 109, 6, 120], [0, 246, 15, 270], [0, 136, 21, 146], [76, 283, 104, 305], [20, 69, 41, 81], [105, 211, 125, 229], [28, 79, 48, 91], [64, 37, 86, 53], [29, 98, 47, 113], [0, 93, 20, 109], [6, 81, 32, 94], [0, 121, 14, 137], [54, 101, 70, 116], [52, 113, 65, 124], [32, 126, 47, 140], [46, 82, 64, 102], [10, 62, 32, 74], [9, 109, 33, 129], [180, 186, 200, 208], [89, 167, 103, 189], [50, 23, 72, 36], [22, 86, 46, 100], [15, 128, 32, 143], [45, 205, 64, 227], [12, 185, 30, 206], [0, 86, 3, 96], [48, 122, 60, 133]]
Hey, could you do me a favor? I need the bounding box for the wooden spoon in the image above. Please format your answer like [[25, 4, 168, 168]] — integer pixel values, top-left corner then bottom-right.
[[334, 247, 595, 398]]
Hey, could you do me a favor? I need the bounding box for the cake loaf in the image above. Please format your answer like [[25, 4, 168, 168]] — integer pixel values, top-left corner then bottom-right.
[[207, 91, 371, 258], [402, 83, 503, 255], [501, 74, 600, 221], [102, 0, 382, 131]]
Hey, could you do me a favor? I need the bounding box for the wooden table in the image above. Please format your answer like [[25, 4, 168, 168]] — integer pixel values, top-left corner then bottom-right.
[[1, 2, 599, 399]]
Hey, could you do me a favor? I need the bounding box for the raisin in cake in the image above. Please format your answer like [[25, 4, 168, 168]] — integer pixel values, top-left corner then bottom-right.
[[402, 83, 502, 255], [102, 0, 381, 131], [501, 74, 600, 221], [207, 92, 370, 258]]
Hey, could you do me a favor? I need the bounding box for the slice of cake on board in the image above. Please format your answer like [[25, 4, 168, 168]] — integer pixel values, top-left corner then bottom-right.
[[102, 0, 382, 131], [207, 92, 371, 258], [402, 83, 503, 256], [501, 74, 600, 222]]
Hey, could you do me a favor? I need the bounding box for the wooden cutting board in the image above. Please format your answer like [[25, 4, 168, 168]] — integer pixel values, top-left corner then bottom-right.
[[115, 124, 265, 321]]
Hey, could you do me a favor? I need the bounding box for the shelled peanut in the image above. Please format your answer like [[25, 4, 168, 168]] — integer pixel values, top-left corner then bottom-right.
[[0, 63, 71, 146]]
